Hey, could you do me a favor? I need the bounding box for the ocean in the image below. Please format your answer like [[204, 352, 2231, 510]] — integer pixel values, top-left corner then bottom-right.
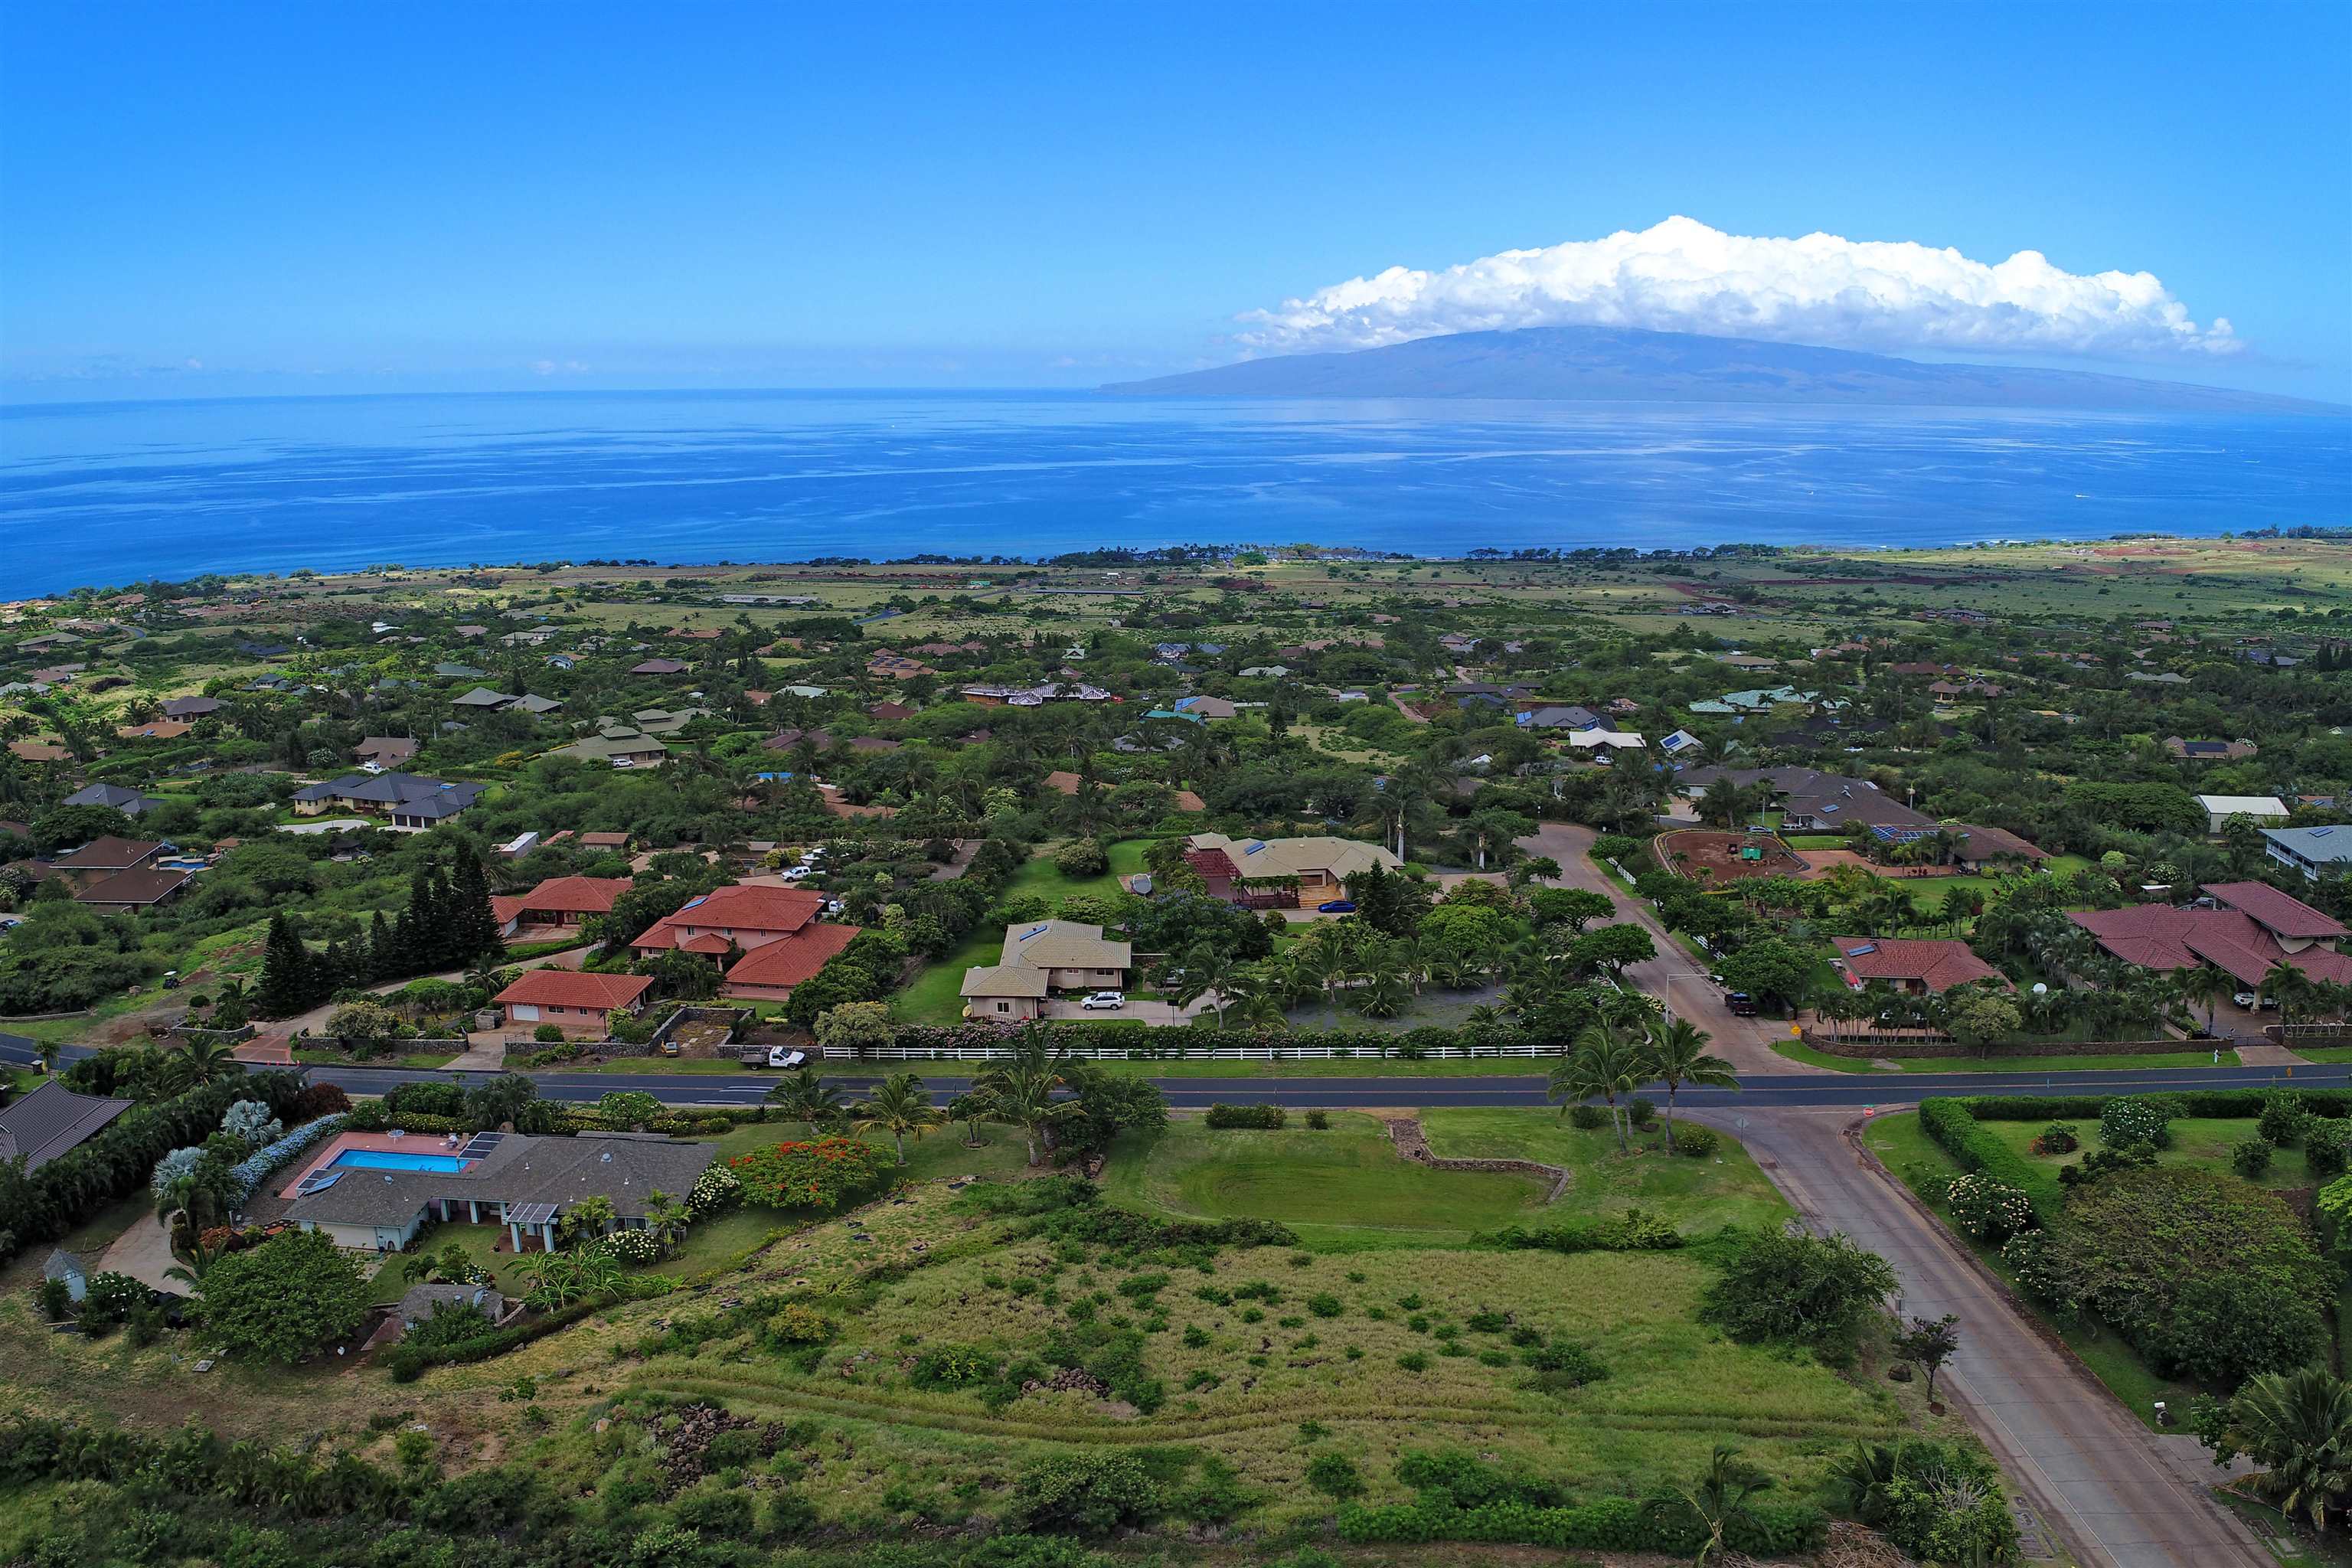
[[2, 390, 2347, 594]]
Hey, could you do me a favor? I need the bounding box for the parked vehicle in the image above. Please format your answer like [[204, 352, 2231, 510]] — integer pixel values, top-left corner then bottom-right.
[[1726, 992, 1758, 1017], [782, 866, 812, 881], [766, 1046, 808, 1069], [1079, 991, 1125, 1011], [1315, 900, 1356, 914]]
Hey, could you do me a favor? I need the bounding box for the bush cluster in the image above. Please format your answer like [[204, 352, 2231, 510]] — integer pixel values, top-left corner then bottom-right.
[[1204, 1103, 1287, 1129], [1482, 1208, 1682, 1255]]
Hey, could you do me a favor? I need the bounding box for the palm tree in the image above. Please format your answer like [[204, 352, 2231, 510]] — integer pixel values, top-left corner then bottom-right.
[[1354, 969, 1411, 1019], [640, 1189, 690, 1255], [1644, 1017, 1737, 1139], [946, 1092, 991, 1147], [766, 1073, 846, 1137], [1552, 1024, 1651, 1153], [1233, 985, 1290, 1031], [975, 1044, 1078, 1167], [1168, 945, 1243, 1027], [163, 1234, 232, 1292], [2223, 1365, 2352, 1539], [165, 1036, 240, 1094], [853, 1070, 946, 1165], [1668, 1443, 1775, 1567], [2174, 965, 2231, 1038], [2265, 960, 2319, 1027]]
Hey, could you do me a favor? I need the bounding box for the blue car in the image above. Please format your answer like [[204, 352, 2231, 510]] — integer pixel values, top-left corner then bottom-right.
[[1316, 900, 1356, 914]]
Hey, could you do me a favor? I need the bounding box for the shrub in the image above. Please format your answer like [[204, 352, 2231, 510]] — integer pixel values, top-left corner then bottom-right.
[[2060, 1142, 2158, 1187], [1483, 1209, 1681, 1255], [532, 1024, 564, 1044], [1054, 839, 1109, 879], [2232, 1138, 2275, 1179], [1306, 1292, 1343, 1318], [37, 1276, 71, 1321], [729, 1135, 895, 1210], [1625, 1096, 1655, 1128], [2308, 1121, 2352, 1181], [911, 1344, 996, 1387], [2000, 1229, 2073, 1309], [2029, 1122, 2079, 1155], [1204, 1103, 1286, 1130], [2099, 1098, 2171, 1151], [760, 1304, 839, 1347], [1304, 1109, 1329, 1130], [1305, 1453, 1365, 1500], [1944, 1174, 2035, 1243], [1396, 1351, 1429, 1373], [1011, 1452, 1161, 1534], [2042, 1166, 2331, 1384], [1700, 1224, 1897, 1359], [1669, 1122, 1717, 1158], [2259, 1093, 2310, 1148], [1521, 1336, 1607, 1387], [1568, 1104, 1608, 1131]]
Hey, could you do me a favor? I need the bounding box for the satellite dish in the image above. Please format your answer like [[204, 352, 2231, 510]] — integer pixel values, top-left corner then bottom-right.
[[2031, 982, 2048, 995], [1131, 874, 1153, 895]]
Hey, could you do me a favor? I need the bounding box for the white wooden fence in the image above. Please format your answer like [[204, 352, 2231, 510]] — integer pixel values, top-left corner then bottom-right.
[[854, 1042, 1560, 1063]]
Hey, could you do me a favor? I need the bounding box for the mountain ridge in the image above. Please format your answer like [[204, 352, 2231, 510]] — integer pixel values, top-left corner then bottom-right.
[[1099, 325, 2341, 414]]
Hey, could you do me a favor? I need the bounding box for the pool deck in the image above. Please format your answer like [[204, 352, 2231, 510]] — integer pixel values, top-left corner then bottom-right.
[[276, 1129, 479, 1200]]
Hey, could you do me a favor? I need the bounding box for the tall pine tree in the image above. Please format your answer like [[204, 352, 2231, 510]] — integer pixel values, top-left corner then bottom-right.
[[449, 851, 505, 964], [367, 910, 394, 982], [255, 912, 312, 1018]]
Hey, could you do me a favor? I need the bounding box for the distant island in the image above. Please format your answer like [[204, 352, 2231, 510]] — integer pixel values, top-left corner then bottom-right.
[[1102, 323, 2341, 414]]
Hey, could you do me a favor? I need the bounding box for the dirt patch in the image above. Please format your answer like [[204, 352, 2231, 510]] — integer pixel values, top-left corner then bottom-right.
[[1651, 828, 1806, 884]]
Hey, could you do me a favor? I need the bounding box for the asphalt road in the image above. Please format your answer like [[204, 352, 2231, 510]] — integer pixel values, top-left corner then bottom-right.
[[1713, 1106, 2267, 1568]]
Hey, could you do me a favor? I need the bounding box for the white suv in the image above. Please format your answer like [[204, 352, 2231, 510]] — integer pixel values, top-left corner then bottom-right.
[[1079, 991, 1125, 1011]]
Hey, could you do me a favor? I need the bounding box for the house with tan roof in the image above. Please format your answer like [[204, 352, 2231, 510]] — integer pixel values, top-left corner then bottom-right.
[[960, 920, 1133, 1020], [1184, 831, 1400, 905]]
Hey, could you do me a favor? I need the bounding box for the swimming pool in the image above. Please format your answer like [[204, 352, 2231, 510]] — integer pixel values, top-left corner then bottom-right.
[[330, 1149, 469, 1174]]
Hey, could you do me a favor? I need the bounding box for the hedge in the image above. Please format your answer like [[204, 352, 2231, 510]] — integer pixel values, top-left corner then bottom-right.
[[1919, 1099, 2068, 1226], [385, 1295, 606, 1382], [882, 1021, 1544, 1059], [0, 1070, 309, 1266], [1203, 1103, 1286, 1129], [1336, 1495, 1825, 1555]]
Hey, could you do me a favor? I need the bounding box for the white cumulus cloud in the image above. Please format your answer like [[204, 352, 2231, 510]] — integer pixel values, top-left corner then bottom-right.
[[1236, 216, 2239, 360]]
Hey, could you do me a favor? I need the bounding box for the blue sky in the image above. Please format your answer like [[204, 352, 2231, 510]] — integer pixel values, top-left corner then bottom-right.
[[4, 2, 2347, 401]]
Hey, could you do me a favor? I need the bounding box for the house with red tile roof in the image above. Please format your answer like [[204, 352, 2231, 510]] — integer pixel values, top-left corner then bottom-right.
[[2068, 881, 2352, 991], [495, 969, 655, 1035], [489, 875, 633, 936], [1831, 937, 2007, 995], [627, 884, 863, 1001]]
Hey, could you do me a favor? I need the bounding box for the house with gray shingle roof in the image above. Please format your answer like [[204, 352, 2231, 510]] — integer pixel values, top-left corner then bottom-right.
[[0, 1080, 133, 1173]]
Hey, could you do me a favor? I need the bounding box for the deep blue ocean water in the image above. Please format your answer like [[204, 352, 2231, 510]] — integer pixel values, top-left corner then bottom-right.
[[2, 390, 2346, 594]]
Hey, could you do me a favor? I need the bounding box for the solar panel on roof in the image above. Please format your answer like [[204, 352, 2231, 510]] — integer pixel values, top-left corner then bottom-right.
[[1845, 944, 1877, 957], [2314, 827, 2337, 838], [506, 1202, 559, 1227], [1018, 925, 1047, 942], [298, 1171, 343, 1194]]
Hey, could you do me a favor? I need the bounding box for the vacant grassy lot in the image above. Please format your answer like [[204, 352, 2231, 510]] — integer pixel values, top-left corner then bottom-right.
[[619, 1177, 1910, 1536], [1102, 1114, 1549, 1248], [1418, 1108, 1791, 1233]]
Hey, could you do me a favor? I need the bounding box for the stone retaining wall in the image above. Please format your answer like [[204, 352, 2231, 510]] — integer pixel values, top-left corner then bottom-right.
[[1797, 1028, 2194, 1060], [1384, 1117, 1570, 1203]]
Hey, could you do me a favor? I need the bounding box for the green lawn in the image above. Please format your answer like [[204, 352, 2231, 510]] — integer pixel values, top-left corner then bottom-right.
[[1771, 1040, 2241, 1074], [1417, 1108, 1791, 1233], [1000, 836, 1155, 906], [1102, 1112, 1550, 1249], [1964, 1113, 2324, 1191], [1058, 1054, 1556, 1079], [699, 1119, 1039, 1186]]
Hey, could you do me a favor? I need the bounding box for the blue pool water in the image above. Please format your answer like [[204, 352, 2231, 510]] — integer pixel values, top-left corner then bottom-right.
[[1, 390, 2346, 593], [331, 1149, 469, 1174]]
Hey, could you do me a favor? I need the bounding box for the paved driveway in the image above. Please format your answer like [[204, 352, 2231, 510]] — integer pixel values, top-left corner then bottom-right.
[[1709, 1106, 2266, 1568], [1515, 822, 1793, 1073]]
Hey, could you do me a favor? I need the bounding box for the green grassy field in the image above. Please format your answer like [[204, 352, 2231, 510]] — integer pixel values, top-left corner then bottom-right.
[[1102, 1114, 1548, 1249], [1418, 1108, 1792, 1233]]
